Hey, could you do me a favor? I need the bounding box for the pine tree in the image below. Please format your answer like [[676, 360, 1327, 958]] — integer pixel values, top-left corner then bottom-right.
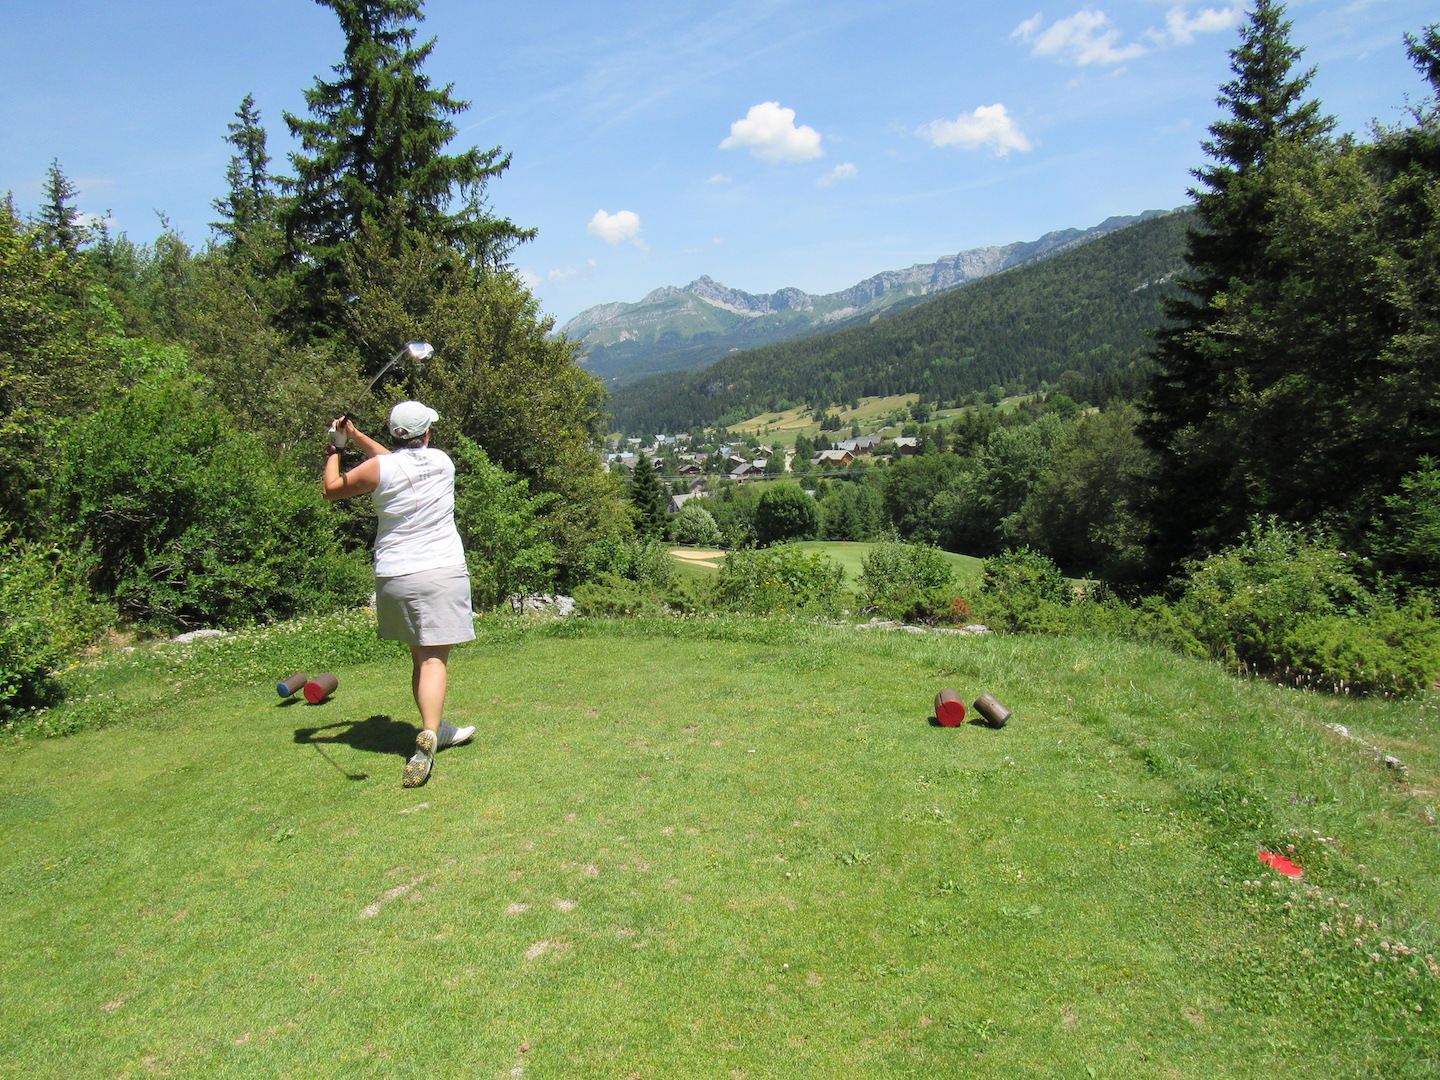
[[1141, 0, 1334, 575], [212, 94, 279, 258], [0, 197, 104, 528], [280, 0, 534, 332], [35, 159, 87, 258], [629, 452, 668, 538]]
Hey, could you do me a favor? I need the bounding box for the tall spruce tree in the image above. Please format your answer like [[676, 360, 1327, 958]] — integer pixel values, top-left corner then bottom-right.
[[629, 453, 668, 539], [280, 0, 534, 334], [36, 159, 87, 258], [1141, 0, 1334, 575], [212, 95, 279, 259]]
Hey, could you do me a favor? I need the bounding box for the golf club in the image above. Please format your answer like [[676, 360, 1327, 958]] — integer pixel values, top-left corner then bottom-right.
[[330, 341, 435, 448]]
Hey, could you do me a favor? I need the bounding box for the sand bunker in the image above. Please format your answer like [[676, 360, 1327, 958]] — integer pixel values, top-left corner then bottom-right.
[[670, 549, 726, 569]]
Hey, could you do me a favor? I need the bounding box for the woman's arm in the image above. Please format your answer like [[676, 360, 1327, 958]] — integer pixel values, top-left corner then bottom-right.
[[323, 444, 382, 501], [337, 417, 390, 459]]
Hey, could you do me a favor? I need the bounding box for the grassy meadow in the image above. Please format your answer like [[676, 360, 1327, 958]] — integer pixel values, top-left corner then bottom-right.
[[2, 611, 1438, 1079], [726, 393, 1037, 446], [730, 394, 920, 441]]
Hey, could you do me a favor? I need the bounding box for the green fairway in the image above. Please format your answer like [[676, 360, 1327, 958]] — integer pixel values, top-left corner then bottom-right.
[[671, 541, 984, 594], [788, 540, 984, 591], [2, 615, 1438, 1078]]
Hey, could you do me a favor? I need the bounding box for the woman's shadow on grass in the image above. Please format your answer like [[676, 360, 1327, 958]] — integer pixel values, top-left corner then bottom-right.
[[292, 715, 418, 781]]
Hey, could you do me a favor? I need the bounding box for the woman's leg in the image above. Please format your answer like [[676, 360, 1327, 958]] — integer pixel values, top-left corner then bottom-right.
[[410, 644, 452, 733], [402, 644, 453, 788]]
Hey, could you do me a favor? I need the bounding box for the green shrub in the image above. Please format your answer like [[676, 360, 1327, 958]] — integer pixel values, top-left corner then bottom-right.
[[755, 483, 820, 545], [0, 535, 112, 720], [971, 548, 1072, 632], [1277, 601, 1440, 696], [452, 436, 559, 609], [1159, 518, 1368, 671], [671, 501, 722, 547], [52, 368, 371, 630], [587, 535, 677, 592], [713, 544, 845, 617], [570, 536, 682, 616], [978, 547, 1070, 602], [573, 573, 667, 618], [856, 541, 957, 624], [1134, 519, 1440, 696]]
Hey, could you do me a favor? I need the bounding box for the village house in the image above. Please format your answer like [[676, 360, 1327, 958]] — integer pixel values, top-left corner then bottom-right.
[[667, 491, 709, 514], [729, 461, 767, 481]]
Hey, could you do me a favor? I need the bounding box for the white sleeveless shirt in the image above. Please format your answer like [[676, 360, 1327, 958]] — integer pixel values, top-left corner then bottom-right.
[[371, 448, 466, 577]]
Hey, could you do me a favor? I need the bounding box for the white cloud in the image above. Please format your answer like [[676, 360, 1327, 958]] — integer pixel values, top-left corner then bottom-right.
[[705, 173, 734, 185], [1157, 5, 1240, 46], [918, 105, 1033, 157], [520, 263, 594, 290], [1014, 13, 1045, 40], [818, 162, 858, 187], [720, 102, 824, 163], [75, 211, 115, 233], [1015, 6, 1239, 65], [587, 209, 644, 246], [1012, 9, 1148, 66]]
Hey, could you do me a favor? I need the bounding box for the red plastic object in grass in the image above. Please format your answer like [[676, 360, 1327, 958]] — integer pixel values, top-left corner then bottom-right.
[[1258, 850, 1304, 877]]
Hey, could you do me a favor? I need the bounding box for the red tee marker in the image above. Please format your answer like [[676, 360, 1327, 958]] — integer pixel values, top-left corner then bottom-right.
[[1258, 850, 1303, 877], [303, 673, 339, 704], [934, 688, 967, 727]]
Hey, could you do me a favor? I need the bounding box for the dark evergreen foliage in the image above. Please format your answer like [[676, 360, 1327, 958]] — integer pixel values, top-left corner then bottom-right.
[[1142, 6, 1440, 577], [1141, 0, 1335, 572], [35, 160, 87, 258], [628, 452, 668, 538], [211, 94, 281, 269], [280, 0, 534, 333]]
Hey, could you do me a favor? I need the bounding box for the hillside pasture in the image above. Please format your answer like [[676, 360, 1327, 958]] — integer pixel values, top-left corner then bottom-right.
[[730, 394, 920, 441], [728, 393, 1034, 447]]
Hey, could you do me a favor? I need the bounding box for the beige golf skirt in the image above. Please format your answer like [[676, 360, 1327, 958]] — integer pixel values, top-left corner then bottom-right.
[[375, 565, 476, 646]]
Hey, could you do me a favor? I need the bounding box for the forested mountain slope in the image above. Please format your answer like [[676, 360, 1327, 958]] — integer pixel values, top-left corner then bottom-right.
[[565, 211, 1172, 386], [609, 210, 1191, 434]]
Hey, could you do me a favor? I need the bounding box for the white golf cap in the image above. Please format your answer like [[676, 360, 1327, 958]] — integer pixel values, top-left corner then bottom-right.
[[389, 400, 439, 439]]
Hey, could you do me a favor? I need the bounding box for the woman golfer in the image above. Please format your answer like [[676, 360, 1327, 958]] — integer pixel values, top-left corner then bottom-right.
[[324, 401, 475, 787]]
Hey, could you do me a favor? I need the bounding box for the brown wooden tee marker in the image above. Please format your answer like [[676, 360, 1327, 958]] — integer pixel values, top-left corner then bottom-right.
[[972, 692, 1011, 728], [277, 673, 309, 698]]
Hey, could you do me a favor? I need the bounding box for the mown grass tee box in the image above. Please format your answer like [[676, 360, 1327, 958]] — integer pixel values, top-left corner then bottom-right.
[[1, 615, 1436, 1079]]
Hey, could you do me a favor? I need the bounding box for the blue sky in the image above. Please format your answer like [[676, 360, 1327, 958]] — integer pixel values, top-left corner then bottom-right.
[[2, 1, 1435, 327]]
